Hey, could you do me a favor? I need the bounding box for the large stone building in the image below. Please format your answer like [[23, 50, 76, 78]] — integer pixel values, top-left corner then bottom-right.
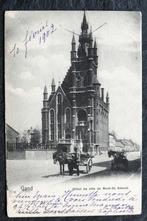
[[42, 12, 109, 152]]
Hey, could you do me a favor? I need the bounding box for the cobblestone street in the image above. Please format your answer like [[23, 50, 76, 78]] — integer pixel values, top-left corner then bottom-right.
[[7, 151, 141, 188]]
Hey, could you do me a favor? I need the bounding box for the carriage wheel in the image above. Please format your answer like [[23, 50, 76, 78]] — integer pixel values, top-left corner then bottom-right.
[[89, 159, 92, 171]]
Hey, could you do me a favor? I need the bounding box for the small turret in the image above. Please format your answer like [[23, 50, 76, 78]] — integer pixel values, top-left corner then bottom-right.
[[71, 34, 76, 62], [101, 88, 104, 101], [51, 78, 56, 93], [88, 26, 93, 58], [106, 92, 109, 104], [72, 34, 76, 50], [42, 85, 49, 145], [43, 85, 48, 100], [43, 85, 48, 109], [94, 39, 98, 65], [94, 39, 97, 47]]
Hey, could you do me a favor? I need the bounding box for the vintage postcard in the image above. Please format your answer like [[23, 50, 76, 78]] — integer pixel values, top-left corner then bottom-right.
[[5, 11, 142, 217]]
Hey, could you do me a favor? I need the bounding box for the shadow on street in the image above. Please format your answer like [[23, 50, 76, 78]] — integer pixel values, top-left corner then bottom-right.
[[41, 157, 141, 181], [68, 158, 141, 182], [42, 169, 87, 178]]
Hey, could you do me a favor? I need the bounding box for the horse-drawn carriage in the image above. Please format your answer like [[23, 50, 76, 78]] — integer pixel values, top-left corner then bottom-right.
[[53, 139, 93, 175]]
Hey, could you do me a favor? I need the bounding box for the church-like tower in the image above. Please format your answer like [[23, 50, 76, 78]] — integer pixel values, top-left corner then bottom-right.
[[42, 12, 109, 152], [42, 85, 49, 146]]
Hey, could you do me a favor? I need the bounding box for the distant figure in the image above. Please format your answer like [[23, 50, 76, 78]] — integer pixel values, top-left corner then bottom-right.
[[74, 146, 80, 176], [79, 138, 83, 153], [70, 139, 75, 153]]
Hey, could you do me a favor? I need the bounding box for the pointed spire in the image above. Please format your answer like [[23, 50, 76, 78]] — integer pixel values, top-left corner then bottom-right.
[[72, 34, 76, 44], [51, 78, 55, 86], [71, 33, 76, 52], [106, 92, 109, 103], [71, 34, 76, 61], [51, 78, 56, 93], [94, 39, 97, 48], [81, 11, 88, 31], [44, 85, 48, 94], [43, 85, 48, 101]]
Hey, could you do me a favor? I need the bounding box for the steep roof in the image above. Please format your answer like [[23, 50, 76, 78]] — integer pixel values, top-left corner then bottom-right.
[[6, 124, 19, 135], [48, 85, 71, 109]]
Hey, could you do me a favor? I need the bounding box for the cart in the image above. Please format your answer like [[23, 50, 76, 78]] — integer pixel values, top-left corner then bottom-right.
[[53, 139, 93, 175], [79, 153, 93, 173]]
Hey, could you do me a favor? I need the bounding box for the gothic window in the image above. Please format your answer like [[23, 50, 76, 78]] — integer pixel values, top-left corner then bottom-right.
[[58, 93, 62, 105], [50, 109, 55, 141], [57, 94, 62, 139], [78, 109, 87, 122]]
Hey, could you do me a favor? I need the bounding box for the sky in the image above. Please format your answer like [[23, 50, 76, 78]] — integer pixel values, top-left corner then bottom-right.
[[5, 11, 142, 145]]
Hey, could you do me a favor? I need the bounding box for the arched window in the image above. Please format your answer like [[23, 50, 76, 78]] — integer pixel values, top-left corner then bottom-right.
[[78, 109, 87, 122], [58, 93, 62, 105], [50, 109, 55, 141], [57, 94, 62, 139]]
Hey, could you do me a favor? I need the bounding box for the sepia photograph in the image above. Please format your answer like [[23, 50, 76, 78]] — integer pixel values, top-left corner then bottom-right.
[[5, 11, 142, 216]]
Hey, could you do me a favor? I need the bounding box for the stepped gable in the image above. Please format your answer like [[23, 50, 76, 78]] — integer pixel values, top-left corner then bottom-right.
[[61, 67, 72, 98]]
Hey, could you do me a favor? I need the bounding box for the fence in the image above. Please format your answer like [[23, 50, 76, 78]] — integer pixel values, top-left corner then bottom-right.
[[6, 142, 56, 151]]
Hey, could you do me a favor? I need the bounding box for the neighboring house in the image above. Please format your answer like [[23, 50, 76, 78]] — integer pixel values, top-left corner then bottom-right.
[[121, 139, 140, 152], [121, 139, 132, 152], [109, 133, 140, 153], [109, 133, 116, 151], [6, 124, 19, 151], [42, 12, 109, 152], [115, 139, 125, 152], [134, 143, 140, 151]]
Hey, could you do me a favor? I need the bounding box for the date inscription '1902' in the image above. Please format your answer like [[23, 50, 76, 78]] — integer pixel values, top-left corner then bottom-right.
[[9, 21, 56, 59]]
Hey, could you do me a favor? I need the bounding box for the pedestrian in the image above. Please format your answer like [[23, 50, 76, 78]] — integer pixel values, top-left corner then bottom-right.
[[74, 146, 80, 176]]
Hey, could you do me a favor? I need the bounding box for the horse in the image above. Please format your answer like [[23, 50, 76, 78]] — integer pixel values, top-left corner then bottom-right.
[[53, 151, 80, 176], [53, 151, 68, 175]]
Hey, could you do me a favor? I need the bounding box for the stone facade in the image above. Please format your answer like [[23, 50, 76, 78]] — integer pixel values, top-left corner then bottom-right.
[[42, 12, 109, 152]]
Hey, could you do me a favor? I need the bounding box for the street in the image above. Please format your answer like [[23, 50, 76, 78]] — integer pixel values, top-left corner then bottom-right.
[[7, 151, 141, 188]]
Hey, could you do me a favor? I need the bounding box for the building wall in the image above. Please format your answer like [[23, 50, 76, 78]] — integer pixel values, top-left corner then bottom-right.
[[46, 88, 72, 144], [94, 99, 109, 151], [6, 124, 19, 144]]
